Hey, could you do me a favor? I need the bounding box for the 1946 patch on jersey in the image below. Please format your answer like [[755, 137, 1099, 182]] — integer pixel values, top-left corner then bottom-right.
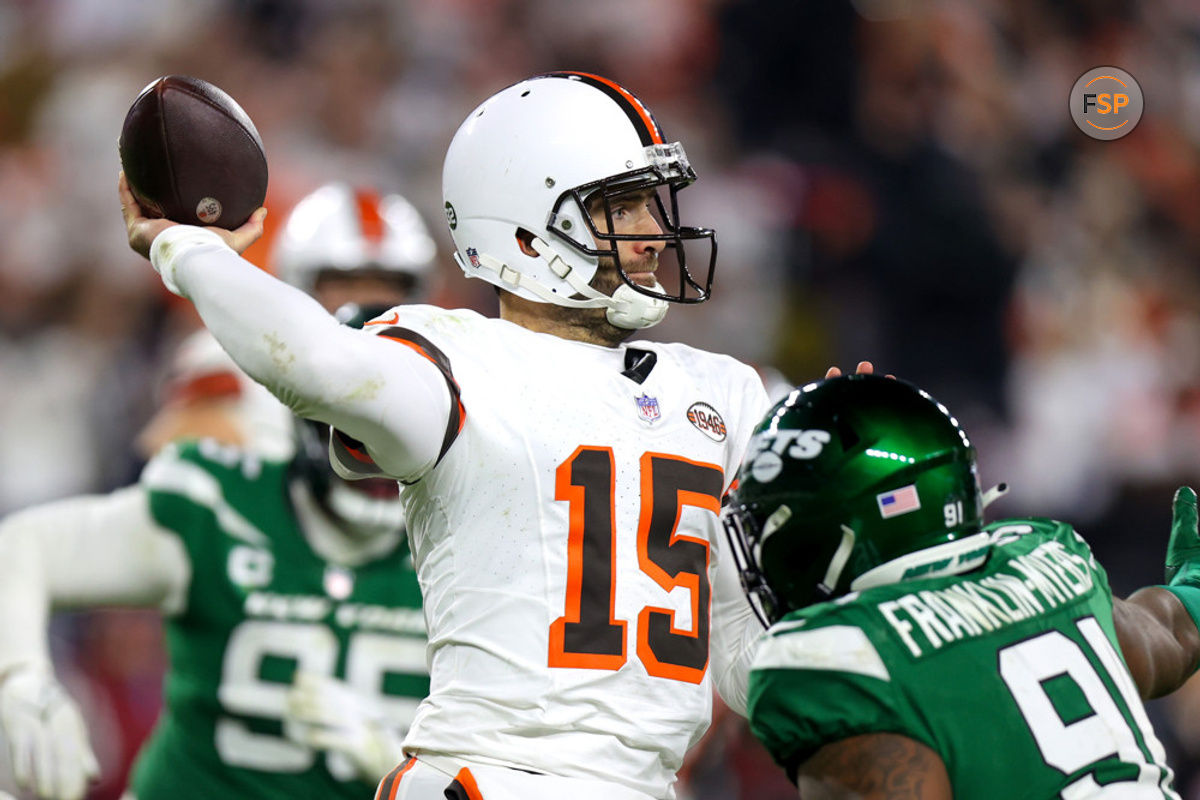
[[686, 402, 726, 441]]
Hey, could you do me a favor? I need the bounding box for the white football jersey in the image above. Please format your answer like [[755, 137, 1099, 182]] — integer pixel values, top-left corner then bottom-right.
[[332, 306, 770, 799]]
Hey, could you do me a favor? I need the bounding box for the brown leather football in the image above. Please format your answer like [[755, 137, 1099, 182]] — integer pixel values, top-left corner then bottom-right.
[[119, 75, 268, 230]]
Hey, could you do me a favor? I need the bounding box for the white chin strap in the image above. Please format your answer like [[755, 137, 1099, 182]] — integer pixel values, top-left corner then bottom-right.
[[456, 239, 668, 330]]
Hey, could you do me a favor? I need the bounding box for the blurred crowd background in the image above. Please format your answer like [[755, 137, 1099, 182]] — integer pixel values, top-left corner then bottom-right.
[[3, 0, 1200, 796]]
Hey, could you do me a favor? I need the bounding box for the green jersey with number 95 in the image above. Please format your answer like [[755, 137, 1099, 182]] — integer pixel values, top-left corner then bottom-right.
[[747, 519, 1180, 799], [128, 440, 428, 799]]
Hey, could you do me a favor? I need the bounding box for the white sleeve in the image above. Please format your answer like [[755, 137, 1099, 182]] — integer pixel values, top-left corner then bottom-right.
[[0, 487, 191, 676], [708, 364, 772, 715], [708, 543, 765, 717], [150, 227, 451, 481]]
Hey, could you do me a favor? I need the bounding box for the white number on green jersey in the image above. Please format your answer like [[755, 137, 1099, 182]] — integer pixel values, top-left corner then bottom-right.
[[998, 616, 1178, 798], [215, 620, 425, 776]]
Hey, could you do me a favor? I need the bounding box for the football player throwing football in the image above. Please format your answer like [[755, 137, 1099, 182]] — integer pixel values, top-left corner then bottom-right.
[[119, 72, 809, 800]]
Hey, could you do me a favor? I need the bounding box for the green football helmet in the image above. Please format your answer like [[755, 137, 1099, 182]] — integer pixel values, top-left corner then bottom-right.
[[723, 373, 991, 625]]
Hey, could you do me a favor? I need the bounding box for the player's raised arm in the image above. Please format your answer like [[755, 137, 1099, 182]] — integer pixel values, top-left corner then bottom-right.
[[1114, 486, 1200, 699], [119, 174, 450, 482]]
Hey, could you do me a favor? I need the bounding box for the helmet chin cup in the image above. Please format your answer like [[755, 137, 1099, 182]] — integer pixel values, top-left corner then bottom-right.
[[606, 282, 668, 329]]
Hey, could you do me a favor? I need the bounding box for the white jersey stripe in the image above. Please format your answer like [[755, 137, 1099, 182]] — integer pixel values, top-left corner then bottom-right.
[[754, 625, 892, 682]]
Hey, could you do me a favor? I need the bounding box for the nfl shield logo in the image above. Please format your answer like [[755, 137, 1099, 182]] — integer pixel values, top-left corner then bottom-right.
[[636, 393, 661, 424], [466, 247, 482, 269]]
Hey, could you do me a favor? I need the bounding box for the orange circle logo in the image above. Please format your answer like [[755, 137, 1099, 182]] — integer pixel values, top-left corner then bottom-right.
[[1069, 67, 1143, 140]]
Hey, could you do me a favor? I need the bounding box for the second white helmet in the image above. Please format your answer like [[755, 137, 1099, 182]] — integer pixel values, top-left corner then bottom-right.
[[273, 182, 437, 297]]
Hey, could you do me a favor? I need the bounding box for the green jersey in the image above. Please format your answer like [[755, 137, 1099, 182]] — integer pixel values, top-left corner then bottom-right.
[[747, 519, 1179, 799], [129, 440, 428, 799]]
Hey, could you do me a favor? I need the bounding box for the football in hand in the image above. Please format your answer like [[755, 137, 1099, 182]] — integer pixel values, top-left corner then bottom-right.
[[119, 75, 268, 230]]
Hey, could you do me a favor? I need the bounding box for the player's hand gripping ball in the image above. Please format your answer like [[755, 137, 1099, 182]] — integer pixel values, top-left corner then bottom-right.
[[119, 75, 267, 229]]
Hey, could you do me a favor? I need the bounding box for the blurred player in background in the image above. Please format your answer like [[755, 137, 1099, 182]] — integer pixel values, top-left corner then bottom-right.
[[0, 182, 439, 800], [725, 374, 1200, 798], [0, 415, 427, 800]]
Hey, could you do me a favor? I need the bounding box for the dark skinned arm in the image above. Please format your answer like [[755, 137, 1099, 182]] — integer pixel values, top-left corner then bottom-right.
[[794, 733, 952, 800], [1113, 486, 1200, 699], [1114, 587, 1200, 700]]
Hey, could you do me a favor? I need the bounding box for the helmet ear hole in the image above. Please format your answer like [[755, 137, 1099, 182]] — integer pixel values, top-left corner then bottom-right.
[[515, 228, 540, 258]]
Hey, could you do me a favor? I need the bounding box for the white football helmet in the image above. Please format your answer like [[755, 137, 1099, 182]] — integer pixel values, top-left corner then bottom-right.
[[442, 71, 717, 330], [273, 182, 437, 298]]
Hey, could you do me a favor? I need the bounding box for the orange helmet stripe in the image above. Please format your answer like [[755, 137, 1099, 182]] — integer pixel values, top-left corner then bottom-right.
[[353, 188, 386, 244], [541, 71, 665, 146]]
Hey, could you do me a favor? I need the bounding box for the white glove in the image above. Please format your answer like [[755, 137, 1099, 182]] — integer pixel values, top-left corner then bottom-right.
[[0, 666, 99, 800], [283, 670, 405, 783]]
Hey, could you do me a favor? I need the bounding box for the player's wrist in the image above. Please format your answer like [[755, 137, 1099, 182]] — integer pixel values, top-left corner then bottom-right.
[[1160, 583, 1200, 664], [149, 225, 229, 298], [1166, 559, 1200, 590]]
